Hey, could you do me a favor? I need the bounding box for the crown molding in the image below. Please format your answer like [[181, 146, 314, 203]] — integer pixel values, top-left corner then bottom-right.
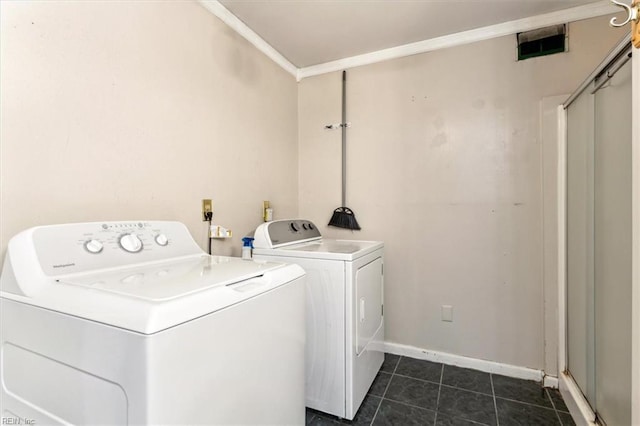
[[200, 0, 618, 82], [298, 1, 618, 79], [198, 0, 298, 79]]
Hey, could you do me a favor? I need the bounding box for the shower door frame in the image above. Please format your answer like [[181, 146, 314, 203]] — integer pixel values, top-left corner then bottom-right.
[[557, 37, 640, 425]]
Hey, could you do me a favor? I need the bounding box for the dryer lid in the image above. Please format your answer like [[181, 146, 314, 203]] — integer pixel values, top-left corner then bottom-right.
[[289, 240, 375, 254], [254, 239, 383, 261]]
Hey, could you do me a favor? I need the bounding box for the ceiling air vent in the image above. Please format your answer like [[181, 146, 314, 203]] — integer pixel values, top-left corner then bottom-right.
[[517, 24, 567, 61]]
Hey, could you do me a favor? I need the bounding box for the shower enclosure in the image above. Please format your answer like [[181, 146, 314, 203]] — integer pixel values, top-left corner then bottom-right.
[[561, 36, 635, 425]]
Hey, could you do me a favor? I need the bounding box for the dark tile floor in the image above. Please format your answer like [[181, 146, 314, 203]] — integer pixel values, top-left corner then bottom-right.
[[306, 354, 576, 426]]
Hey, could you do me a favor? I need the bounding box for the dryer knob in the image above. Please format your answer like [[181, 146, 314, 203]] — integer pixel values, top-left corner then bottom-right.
[[119, 233, 143, 253], [84, 239, 104, 254]]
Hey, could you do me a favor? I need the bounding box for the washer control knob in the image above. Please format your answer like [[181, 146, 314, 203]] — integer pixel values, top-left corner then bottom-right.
[[290, 222, 299, 232], [155, 234, 169, 246], [84, 239, 104, 254], [119, 233, 143, 253]]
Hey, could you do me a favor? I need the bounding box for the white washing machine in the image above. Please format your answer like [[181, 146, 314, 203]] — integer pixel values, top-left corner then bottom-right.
[[0, 221, 306, 425], [252, 219, 384, 420]]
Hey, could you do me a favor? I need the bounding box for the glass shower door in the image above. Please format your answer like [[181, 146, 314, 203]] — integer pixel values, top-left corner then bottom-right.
[[566, 85, 596, 408], [565, 46, 632, 425], [593, 55, 632, 426]]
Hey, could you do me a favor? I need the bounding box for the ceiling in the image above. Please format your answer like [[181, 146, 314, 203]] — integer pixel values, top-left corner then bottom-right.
[[218, 0, 607, 68]]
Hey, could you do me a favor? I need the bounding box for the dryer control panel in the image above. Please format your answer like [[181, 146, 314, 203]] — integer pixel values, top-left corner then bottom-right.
[[253, 219, 321, 248]]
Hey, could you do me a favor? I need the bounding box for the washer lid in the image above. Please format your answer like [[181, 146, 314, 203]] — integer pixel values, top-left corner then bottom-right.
[[2, 255, 305, 334], [57, 255, 279, 301]]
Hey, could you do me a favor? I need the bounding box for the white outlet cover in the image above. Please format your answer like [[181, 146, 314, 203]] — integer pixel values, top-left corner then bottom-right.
[[441, 305, 453, 322]]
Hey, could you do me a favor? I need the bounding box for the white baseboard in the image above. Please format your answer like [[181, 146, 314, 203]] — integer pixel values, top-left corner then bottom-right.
[[543, 375, 559, 389], [384, 341, 554, 384]]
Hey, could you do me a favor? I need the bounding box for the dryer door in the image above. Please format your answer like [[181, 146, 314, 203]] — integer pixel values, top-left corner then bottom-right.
[[355, 257, 383, 355]]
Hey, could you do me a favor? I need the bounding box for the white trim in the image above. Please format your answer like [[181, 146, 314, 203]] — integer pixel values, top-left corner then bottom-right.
[[559, 372, 597, 426], [384, 342, 544, 382], [543, 375, 559, 389], [565, 34, 632, 108], [631, 42, 640, 426], [198, 0, 298, 79], [541, 96, 568, 379], [297, 1, 617, 80], [200, 0, 617, 81], [557, 105, 568, 375]]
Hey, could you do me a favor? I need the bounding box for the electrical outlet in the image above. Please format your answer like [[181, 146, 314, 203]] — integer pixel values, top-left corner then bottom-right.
[[441, 305, 453, 322], [202, 199, 212, 221]]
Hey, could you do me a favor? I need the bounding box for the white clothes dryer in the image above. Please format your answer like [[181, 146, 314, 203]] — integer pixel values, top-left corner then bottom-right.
[[0, 221, 305, 425], [252, 219, 384, 420]]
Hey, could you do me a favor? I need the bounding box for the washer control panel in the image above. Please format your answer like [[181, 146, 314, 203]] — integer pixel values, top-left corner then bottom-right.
[[31, 221, 202, 276], [76, 222, 172, 255]]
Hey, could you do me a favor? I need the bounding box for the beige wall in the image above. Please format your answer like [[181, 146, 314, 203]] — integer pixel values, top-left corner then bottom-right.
[[0, 1, 628, 372], [0, 0, 298, 258], [298, 16, 626, 369]]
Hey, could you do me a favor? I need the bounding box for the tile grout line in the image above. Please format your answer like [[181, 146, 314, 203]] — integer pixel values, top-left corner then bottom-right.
[[438, 381, 495, 397], [493, 395, 558, 410], [382, 396, 440, 414], [391, 372, 446, 387], [390, 371, 494, 398], [369, 400, 382, 426], [391, 356, 401, 374], [546, 388, 557, 410], [369, 355, 402, 426], [546, 388, 565, 425], [433, 363, 445, 424], [490, 373, 500, 426], [380, 395, 490, 426]]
